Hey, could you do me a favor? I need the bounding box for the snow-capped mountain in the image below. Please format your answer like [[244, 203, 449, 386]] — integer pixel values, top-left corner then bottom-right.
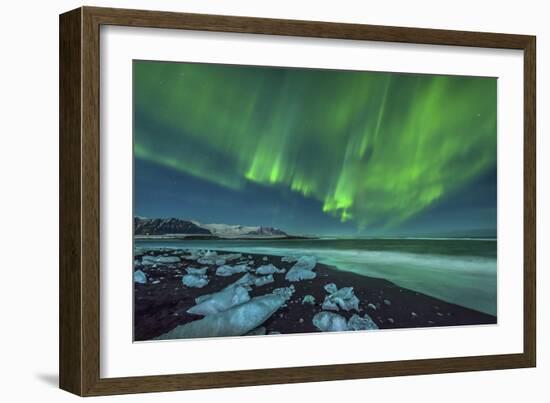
[[194, 222, 287, 238], [134, 217, 211, 236], [134, 217, 288, 238]]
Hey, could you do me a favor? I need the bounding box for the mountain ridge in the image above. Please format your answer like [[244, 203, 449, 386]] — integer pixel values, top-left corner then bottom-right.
[[134, 217, 289, 239]]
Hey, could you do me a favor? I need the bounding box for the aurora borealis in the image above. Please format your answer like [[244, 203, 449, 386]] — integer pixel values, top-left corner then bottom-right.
[[133, 61, 497, 236]]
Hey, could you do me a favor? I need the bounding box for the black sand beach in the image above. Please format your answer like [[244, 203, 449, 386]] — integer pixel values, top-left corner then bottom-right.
[[134, 248, 496, 341]]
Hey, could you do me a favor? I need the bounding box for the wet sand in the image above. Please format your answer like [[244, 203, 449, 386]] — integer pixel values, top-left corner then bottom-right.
[[134, 248, 496, 341]]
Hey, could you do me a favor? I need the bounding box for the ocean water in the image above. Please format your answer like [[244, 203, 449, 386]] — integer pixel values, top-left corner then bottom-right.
[[135, 238, 497, 316]]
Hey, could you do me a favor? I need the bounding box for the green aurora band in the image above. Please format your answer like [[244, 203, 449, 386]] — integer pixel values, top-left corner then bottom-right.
[[134, 61, 496, 229]]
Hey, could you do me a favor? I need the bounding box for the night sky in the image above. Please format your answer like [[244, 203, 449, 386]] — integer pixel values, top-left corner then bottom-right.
[[133, 61, 497, 237]]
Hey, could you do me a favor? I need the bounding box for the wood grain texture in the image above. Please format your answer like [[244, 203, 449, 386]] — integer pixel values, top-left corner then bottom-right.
[[59, 6, 537, 396], [59, 8, 83, 396], [523, 37, 536, 367]]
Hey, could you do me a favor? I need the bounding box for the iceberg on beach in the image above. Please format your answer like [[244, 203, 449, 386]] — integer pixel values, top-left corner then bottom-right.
[[134, 270, 147, 284], [188, 284, 250, 316], [322, 285, 360, 312], [272, 285, 295, 300], [195, 274, 254, 305], [142, 255, 181, 265], [324, 283, 338, 294], [182, 273, 209, 288], [156, 286, 295, 340], [197, 257, 216, 265], [285, 256, 317, 282], [233, 273, 257, 289], [302, 295, 316, 305], [246, 326, 267, 336], [183, 250, 201, 260], [216, 264, 249, 277], [254, 274, 274, 287], [256, 264, 285, 275], [347, 313, 379, 330], [222, 253, 243, 262], [185, 267, 207, 275], [312, 311, 348, 332]]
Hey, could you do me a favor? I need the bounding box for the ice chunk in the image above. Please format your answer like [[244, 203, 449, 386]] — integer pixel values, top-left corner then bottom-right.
[[347, 313, 379, 330], [185, 267, 207, 275], [194, 273, 258, 309], [324, 283, 338, 294], [216, 264, 248, 277], [302, 295, 316, 305], [188, 284, 250, 316], [285, 256, 317, 282], [254, 274, 274, 287], [322, 285, 360, 312], [196, 274, 254, 304], [262, 256, 268, 261], [197, 257, 216, 265], [246, 326, 266, 336], [204, 250, 217, 257], [222, 253, 242, 262], [256, 264, 285, 275], [182, 274, 209, 288], [272, 285, 295, 300], [183, 250, 201, 260], [281, 255, 298, 263], [215, 258, 226, 266], [134, 270, 147, 284], [142, 255, 181, 265], [156, 288, 294, 340], [312, 311, 348, 332], [234, 273, 257, 288]]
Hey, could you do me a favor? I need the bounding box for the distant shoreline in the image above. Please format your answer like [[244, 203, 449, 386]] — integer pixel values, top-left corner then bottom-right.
[[134, 234, 317, 241], [134, 235, 496, 242]]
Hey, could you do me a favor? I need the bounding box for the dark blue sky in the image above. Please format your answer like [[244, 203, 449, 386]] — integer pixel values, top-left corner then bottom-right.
[[134, 158, 496, 237]]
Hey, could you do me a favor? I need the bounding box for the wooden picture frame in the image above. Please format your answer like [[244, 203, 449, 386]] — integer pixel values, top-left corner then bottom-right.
[[59, 6, 536, 396]]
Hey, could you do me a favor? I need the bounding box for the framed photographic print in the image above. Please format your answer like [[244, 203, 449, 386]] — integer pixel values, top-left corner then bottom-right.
[[59, 6, 536, 396]]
